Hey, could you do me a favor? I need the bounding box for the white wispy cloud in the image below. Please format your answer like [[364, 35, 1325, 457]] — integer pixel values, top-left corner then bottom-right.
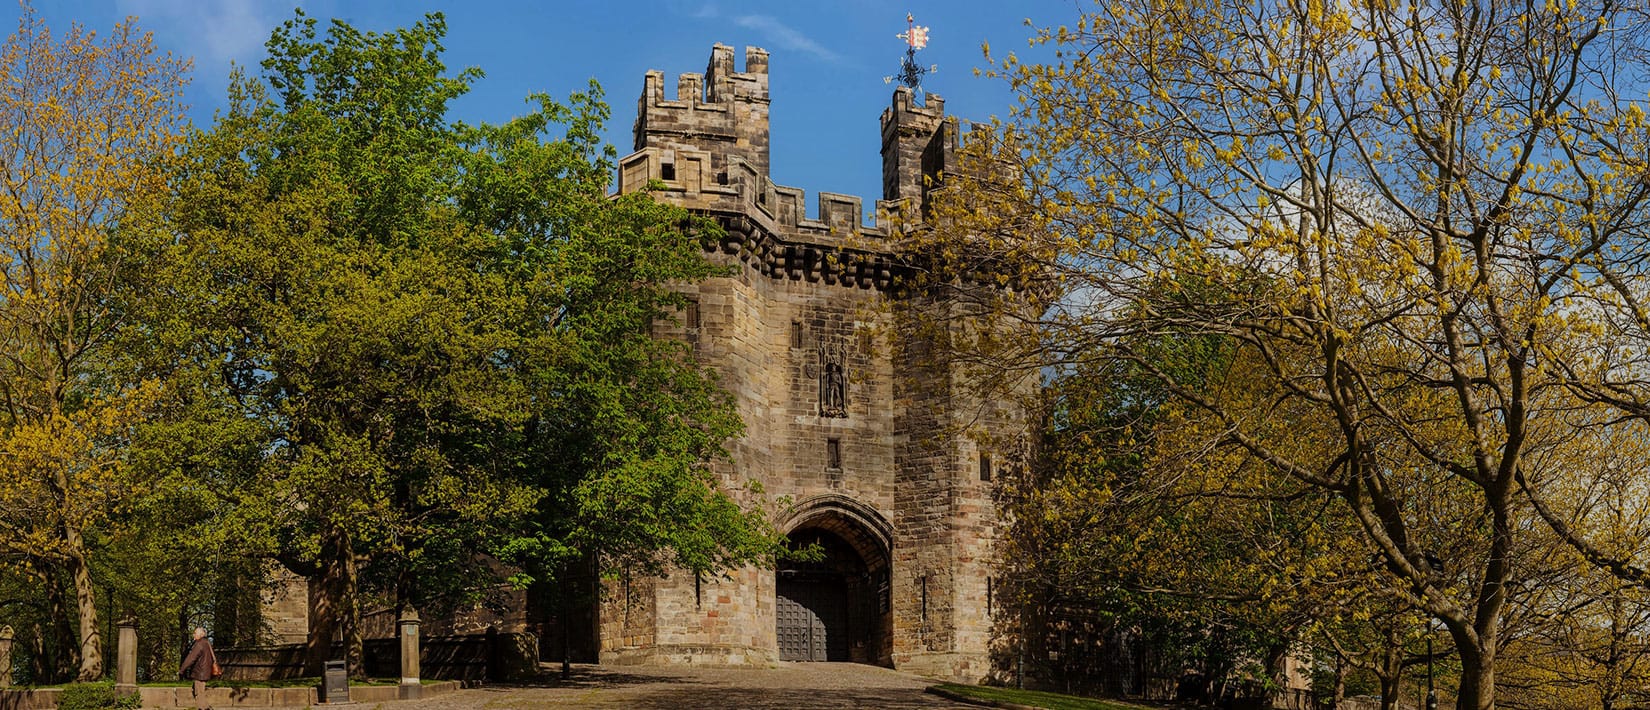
[[731, 14, 843, 64], [115, 0, 280, 70]]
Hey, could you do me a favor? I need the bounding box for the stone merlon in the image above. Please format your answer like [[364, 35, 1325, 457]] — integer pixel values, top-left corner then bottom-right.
[[622, 45, 959, 284]]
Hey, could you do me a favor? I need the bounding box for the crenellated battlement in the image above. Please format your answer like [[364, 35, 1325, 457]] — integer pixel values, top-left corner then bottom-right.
[[622, 44, 954, 292], [635, 44, 771, 177], [618, 147, 907, 237], [881, 87, 955, 204], [618, 146, 909, 289]]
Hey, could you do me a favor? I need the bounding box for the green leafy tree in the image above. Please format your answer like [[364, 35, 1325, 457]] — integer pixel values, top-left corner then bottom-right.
[[136, 11, 780, 675]]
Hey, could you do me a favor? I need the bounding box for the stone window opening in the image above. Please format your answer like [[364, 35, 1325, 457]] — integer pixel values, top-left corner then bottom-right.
[[685, 299, 701, 330], [791, 320, 804, 348], [987, 577, 993, 615], [826, 438, 842, 471], [920, 575, 929, 623], [660, 161, 676, 181], [979, 452, 993, 482], [695, 571, 702, 608]]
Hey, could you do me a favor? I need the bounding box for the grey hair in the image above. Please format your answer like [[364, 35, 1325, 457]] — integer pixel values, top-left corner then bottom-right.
[[193, 627, 207, 638]]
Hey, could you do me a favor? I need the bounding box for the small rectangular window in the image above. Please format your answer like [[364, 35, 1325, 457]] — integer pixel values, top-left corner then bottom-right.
[[921, 574, 929, 622], [660, 162, 676, 181], [979, 453, 993, 482], [791, 320, 804, 348], [685, 300, 700, 329], [827, 438, 842, 470]]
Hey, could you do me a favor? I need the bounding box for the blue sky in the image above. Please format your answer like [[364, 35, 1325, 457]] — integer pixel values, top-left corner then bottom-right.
[[11, 1, 1072, 205]]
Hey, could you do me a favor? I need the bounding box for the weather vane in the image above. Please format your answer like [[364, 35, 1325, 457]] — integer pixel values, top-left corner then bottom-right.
[[884, 13, 937, 94]]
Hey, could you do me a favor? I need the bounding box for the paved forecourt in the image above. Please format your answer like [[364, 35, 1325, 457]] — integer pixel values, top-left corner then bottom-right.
[[292, 663, 974, 709]]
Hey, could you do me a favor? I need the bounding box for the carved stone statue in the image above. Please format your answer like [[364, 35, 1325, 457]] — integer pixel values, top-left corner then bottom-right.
[[819, 343, 847, 417]]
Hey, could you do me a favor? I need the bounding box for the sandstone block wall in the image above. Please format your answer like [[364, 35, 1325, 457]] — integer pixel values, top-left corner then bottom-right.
[[604, 45, 1028, 683]]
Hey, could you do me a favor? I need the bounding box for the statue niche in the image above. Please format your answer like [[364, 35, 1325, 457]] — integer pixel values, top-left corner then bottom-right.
[[818, 342, 848, 417]]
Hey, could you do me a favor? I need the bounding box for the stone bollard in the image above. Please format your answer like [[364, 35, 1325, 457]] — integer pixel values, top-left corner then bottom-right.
[[115, 619, 138, 696], [0, 625, 13, 688], [397, 611, 420, 700]]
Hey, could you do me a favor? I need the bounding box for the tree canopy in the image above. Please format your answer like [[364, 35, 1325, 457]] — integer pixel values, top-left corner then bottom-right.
[[0, 5, 187, 681], [923, 1, 1650, 707], [3, 8, 781, 682]]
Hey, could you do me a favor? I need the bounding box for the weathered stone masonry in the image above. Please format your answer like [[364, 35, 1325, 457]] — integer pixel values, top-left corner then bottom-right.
[[600, 43, 1026, 682]]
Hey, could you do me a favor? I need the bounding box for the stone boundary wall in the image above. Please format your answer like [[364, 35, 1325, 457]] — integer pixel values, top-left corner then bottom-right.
[[217, 632, 537, 682], [0, 681, 460, 709]]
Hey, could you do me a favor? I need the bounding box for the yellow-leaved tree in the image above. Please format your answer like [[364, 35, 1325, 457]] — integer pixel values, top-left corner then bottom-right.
[[917, 1, 1650, 707], [0, 7, 186, 681]]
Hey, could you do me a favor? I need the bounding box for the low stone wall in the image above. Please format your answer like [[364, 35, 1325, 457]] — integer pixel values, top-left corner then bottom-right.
[[217, 646, 308, 681], [0, 688, 57, 710], [219, 631, 538, 682], [600, 643, 776, 667], [0, 681, 460, 709]]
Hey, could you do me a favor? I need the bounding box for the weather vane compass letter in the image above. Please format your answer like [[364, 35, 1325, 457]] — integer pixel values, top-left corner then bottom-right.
[[884, 13, 937, 95]]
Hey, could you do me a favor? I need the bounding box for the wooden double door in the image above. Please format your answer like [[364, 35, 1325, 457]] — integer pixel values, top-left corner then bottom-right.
[[776, 573, 849, 662]]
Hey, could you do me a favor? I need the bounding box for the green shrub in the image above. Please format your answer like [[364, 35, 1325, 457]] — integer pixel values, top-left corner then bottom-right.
[[57, 681, 140, 710]]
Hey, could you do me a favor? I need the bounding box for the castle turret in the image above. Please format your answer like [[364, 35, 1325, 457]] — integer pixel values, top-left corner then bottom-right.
[[634, 44, 770, 177], [880, 88, 955, 211]]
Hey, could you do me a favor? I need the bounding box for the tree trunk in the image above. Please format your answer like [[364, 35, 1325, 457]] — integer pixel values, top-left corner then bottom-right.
[[1378, 674, 1399, 710], [1332, 658, 1345, 709], [1377, 625, 1402, 710], [28, 623, 50, 685], [65, 526, 103, 681], [41, 563, 77, 683], [302, 527, 365, 678], [340, 540, 364, 680], [1455, 641, 1495, 710], [303, 529, 347, 676], [303, 570, 336, 676]]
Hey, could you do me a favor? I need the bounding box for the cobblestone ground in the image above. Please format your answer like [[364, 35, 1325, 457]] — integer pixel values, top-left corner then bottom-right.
[[341, 663, 973, 709]]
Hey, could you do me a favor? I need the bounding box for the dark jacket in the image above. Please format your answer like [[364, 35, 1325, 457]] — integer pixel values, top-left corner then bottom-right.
[[181, 637, 217, 681]]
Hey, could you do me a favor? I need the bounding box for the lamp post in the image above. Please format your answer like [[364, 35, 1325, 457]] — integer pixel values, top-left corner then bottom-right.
[[1424, 552, 1444, 710], [1426, 629, 1437, 710]]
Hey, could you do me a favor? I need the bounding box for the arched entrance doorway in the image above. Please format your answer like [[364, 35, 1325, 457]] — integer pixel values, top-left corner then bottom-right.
[[775, 496, 892, 665]]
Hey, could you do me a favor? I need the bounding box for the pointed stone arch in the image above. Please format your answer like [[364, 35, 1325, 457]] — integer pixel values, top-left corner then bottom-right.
[[775, 495, 894, 665]]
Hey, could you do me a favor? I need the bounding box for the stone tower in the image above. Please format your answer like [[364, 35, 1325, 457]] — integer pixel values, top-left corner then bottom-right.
[[606, 44, 1022, 682]]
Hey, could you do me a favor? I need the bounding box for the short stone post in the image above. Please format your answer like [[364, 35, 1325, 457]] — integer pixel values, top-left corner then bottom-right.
[[115, 619, 138, 696], [0, 625, 14, 688], [397, 611, 420, 700]]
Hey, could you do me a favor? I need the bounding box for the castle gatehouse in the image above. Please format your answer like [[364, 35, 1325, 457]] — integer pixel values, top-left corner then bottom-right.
[[253, 43, 1025, 685], [596, 44, 1024, 681]]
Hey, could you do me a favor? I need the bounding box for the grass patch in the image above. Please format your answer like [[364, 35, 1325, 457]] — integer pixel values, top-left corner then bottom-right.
[[931, 683, 1157, 710]]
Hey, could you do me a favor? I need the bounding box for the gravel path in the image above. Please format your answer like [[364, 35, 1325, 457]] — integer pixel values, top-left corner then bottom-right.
[[341, 662, 973, 709]]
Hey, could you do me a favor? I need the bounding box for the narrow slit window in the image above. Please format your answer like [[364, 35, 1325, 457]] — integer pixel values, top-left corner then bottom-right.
[[791, 320, 804, 348], [827, 438, 842, 470], [685, 300, 701, 329], [979, 453, 993, 482]]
